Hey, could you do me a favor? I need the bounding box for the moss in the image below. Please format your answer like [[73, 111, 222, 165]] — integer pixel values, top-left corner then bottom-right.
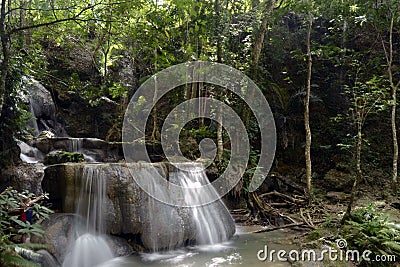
[[44, 151, 84, 165]]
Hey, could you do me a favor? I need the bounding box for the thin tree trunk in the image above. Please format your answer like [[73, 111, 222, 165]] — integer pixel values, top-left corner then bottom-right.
[[215, 0, 223, 162], [217, 110, 223, 161], [387, 16, 398, 193], [356, 119, 363, 183], [304, 18, 313, 203], [343, 118, 363, 221], [0, 0, 9, 118], [242, 0, 276, 127], [250, 0, 276, 76], [151, 48, 159, 141], [151, 76, 159, 141]]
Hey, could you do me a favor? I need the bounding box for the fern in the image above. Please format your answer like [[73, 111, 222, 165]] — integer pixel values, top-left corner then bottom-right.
[[341, 204, 400, 266]]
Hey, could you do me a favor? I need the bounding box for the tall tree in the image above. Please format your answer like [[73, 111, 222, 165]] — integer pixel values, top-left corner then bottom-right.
[[343, 74, 385, 218], [382, 13, 400, 193], [304, 12, 313, 203], [250, 0, 277, 77]]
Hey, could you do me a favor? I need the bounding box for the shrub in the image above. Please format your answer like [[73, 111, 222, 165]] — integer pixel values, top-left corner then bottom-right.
[[0, 187, 53, 266], [341, 204, 400, 266]]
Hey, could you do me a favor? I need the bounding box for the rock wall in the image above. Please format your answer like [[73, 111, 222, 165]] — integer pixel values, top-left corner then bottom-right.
[[0, 163, 44, 195], [42, 162, 235, 251]]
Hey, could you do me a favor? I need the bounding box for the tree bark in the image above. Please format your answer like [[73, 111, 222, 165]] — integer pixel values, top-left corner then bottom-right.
[[304, 17, 313, 203], [243, 0, 276, 127], [343, 111, 363, 221], [0, 0, 9, 118], [217, 109, 223, 161], [151, 48, 160, 141], [250, 0, 276, 77], [215, 0, 223, 162], [387, 16, 398, 193]]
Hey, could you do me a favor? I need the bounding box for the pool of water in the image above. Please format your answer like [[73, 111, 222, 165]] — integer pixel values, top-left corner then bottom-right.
[[97, 226, 299, 267]]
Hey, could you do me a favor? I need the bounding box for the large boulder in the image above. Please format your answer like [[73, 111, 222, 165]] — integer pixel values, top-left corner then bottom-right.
[[32, 137, 123, 163], [0, 163, 44, 195], [31, 214, 76, 264], [22, 77, 67, 137], [323, 169, 354, 192], [31, 214, 133, 264]]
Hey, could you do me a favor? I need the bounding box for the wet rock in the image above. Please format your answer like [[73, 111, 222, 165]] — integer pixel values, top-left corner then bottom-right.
[[55, 91, 118, 139], [44, 151, 84, 165], [34, 250, 60, 267], [32, 214, 134, 264], [22, 77, 67, 137], [31, 213, 76, 264], [42, 162, 236, 251], [105, 235, 134, 257], [325, 191, 349, 202], [32, 137, 123, 162], [0, 163, 44, 195]]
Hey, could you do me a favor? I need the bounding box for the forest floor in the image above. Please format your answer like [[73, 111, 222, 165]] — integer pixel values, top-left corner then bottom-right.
[[229, 172, 400, 267]]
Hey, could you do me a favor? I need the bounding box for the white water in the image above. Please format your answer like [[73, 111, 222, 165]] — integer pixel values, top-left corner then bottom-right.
[[97, 226, 297, 267], [132, 163, 234, 251], [176, 165, 232, 245], [70, 138, 97, 162], [18, 140, 44, 163], [70, 138, 83, 153], [62, 166, 114, 267]]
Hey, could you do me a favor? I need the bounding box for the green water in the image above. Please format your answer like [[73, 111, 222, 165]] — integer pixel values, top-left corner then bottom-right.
[[97, 226, 299, 267]]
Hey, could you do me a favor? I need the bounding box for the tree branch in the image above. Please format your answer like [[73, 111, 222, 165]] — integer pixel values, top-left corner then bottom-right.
[[9, 3, 98, 34]]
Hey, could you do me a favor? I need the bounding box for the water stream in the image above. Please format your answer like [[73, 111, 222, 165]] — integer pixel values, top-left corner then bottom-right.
[[174, 165, 233, 245], [62, 166, 114, 267], [97, 226, 297, 267]]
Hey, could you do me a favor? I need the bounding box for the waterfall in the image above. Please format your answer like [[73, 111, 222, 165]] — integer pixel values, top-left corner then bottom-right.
[[70, 138, 83, 154], [70, 138, 97, 162], [134, 163, 234, 252], [62, 165, 113, 267], [174, 165, 233, 245], [18, 140, 45, 163]]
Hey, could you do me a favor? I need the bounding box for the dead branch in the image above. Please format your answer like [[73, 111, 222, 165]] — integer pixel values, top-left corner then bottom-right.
[[253, 219, 325, 233], [259, 190, 305, 204]]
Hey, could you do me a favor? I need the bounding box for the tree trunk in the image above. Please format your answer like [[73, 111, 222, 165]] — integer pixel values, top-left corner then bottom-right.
[[387, 16, 398, 193], [217, 109, 223, 161], [243, 0, 276, 126], [250, 0, 276, 77], [215, 0, 223, 162], [304, 18, 313, 203], [0, 0, 9, 118], [343, 118, 363, 221], [151, 49, 160, 141]]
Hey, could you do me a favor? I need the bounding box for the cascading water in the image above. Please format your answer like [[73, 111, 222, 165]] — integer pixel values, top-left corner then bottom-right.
[[173, 164, 234, 245], [70, 138, 83, 154], [132, 163, 234, 252], [62, 165, 114, 267], [69, 138, 97, 162]]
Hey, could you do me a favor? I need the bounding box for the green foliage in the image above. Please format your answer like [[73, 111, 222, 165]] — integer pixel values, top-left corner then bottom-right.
[[0, 188, 53, 267], [188, 126, 212, 141], [44, 151, 85, 165], [0, 58, 31, 166], [0, 188, 53, 238], [341, 204, 400, 266]]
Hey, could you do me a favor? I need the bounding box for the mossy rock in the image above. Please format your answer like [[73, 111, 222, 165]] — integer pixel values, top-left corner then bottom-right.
[[44, 151, 84, 165], [323, 169, 354, 193]]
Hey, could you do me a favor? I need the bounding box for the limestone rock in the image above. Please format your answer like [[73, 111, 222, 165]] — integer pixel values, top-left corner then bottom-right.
[[31, 213, 76, 264], [42, 162, 236, 251], [0, 163, 44, 195], [323, 169, 354, 192]]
